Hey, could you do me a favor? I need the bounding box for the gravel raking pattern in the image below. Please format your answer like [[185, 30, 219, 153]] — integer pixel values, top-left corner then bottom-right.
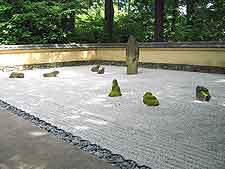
[[0, 66, 224, 169], [0, 100, 151, 169]]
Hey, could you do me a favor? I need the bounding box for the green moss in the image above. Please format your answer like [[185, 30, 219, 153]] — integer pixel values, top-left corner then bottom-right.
[[143, 92, 159, 106], [143, 98, 159, 106], [143, 92, 153, 97], [108, 79, 122, 97], [200, 90, 209, 97]]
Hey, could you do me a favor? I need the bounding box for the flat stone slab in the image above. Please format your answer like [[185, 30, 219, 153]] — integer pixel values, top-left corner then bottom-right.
[[0, 108, 112, 169], [0, 66, 225, 169]]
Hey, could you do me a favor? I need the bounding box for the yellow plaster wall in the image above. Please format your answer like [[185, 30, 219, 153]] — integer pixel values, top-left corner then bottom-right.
[[96, 48, 126, 61], [139, 48, 225, 67], [0, 47, 224, 67], [0, 49, 97, 66]]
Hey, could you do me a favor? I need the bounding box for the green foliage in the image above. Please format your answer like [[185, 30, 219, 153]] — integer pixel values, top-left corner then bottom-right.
[[0, 0, 224, 44], [73, 7, 105, 42], [0, 0, 84, 44], [114, 11, 154, 42], [165, 0, 225, 41]]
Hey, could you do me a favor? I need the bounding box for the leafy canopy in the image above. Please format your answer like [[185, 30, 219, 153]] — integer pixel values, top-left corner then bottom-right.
[[0, 0, 224, 44]]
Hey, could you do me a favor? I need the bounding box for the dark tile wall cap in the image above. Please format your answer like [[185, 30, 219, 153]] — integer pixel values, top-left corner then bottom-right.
[[0, 42, 225, 50]]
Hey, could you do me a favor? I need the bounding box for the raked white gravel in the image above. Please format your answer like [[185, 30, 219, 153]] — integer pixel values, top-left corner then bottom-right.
[[0, 66, 225, 169]]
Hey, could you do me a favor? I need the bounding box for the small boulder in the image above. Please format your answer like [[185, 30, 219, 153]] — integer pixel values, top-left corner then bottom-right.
[[9, 72, 24, 78], [91, 65, 100, 72], [196, 86, 211, 102], [97, 67, 105, 74], [0, 66, 4, 72], [108, 79, 122, 97], [143, 92, 159, 106], [4, 66, 16, 72], [43, 70, 59, 77]]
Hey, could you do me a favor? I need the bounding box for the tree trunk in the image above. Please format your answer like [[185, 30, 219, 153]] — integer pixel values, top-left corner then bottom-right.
[[187, 0, 194, 19], [154, 0, 165, 41], [186, 0, 199, 25], [128, 0, 131, 13], [186, 0, 200, 40], [62, 12, 75, 33], [104, 0, 114, 42], [171, 0, 179, 33], [118, 0, 121, 10]]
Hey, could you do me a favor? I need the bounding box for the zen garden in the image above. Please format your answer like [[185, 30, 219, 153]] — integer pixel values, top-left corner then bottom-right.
[[0, 1, 225, 169]]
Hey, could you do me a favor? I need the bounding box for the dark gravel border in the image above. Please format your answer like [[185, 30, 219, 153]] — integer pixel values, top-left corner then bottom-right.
[[0, 100, 151, 169], [1, 60, 224, 74]]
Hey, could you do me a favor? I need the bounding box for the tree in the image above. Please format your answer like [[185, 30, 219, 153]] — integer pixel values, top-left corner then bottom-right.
[[0, 0, 224, 44], [171, 0, 179, 33], [104, 0, 114, 42], [128, 0, 131, 13], [186, 0, 199, 26], [154, 0, 165, 41]]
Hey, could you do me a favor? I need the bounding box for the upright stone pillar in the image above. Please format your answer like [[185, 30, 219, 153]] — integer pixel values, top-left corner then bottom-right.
[[126, 35, 139, 74]]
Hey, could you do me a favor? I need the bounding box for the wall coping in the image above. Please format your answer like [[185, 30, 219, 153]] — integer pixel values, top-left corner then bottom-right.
[[0, 42, 225, 50], [139, 42, 225, 48]]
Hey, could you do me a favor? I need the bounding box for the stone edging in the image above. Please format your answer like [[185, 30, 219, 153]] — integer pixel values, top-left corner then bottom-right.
[[139, 62, 225, 74], [1, 60, 224, 74], [0, 100, 151, 169]]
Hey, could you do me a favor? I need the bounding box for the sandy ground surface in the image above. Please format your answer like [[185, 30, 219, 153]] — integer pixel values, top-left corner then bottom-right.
[[0, 66, 225, 169], [0, 108, 113, 169]]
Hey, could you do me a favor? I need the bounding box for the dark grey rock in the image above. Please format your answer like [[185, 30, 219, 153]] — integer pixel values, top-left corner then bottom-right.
[[95, 151, 104, 159], [107, 154, 124, 163], [9, 72, 24, 78], [139, 166, 152, 169], [57, 129, 65, 135], [97, 67, 105, 74], [96, 149, 112, 160], [63, 136, 73, 143], [71, 136, 81, 145], [43, 70, 59, 77], [79, 140, 91, 149], [91, 65, 100, 72], [83, 144, 100, 153], [116, 160, 138, 169], [196, 86, 211, 102]]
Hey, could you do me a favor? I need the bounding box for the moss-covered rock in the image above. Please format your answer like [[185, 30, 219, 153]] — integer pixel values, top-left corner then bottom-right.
[[97, 67, 105, 74], [43, 70, 59, 77], [91, 65, 100, 72], [143, 92, 159, 106], [196, 86, 211, 102], [108, 79, 122, 97], [9, 72, 24, 78]]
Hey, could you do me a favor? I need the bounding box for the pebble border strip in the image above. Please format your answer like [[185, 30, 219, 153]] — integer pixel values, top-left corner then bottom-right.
[[0, 100, 151, 169], [1, 60, 224, 74]]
